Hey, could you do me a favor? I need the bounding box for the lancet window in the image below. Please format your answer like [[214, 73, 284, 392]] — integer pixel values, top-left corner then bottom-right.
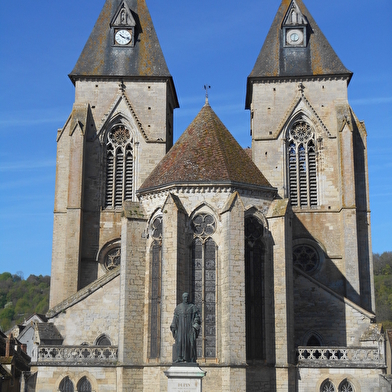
[[245, 216, 266, 360], [77, 377, 92, 392], [149, 216, 162, 359], [287, 119, 317, 207], [59, 377, 74, 392], [105, 125, 134, 209], [191, 213, 216, 359]]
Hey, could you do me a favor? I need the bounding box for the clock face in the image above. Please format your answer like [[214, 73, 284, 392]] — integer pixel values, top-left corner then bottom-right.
[[286, 29, 304, 46], [115, 29, 132, 45]]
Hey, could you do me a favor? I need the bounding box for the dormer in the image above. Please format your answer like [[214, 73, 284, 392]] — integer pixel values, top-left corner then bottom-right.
[[282, 0, 308, 48], [111, 1, 136, 47]]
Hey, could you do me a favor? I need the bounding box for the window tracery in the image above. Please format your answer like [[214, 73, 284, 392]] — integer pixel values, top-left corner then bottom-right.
[[339, 380, 354, 392], [104, 247, 121, 271], [287, 119, 317, 207], [321, 380, 336, 392], [191, 213, 216, 359], [77, 377, 92, 392], [59, 377, 74, 392], [293, 244, 319, 273], [105, 125, 134, 209]]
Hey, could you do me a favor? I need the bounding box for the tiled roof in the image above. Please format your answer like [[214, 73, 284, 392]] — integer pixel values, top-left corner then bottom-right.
[[246, 0, 352, 107], [70, 0, 172, 80], [139, 103, 273, 192]]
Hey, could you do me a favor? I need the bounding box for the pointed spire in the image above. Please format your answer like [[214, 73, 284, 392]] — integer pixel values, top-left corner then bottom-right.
[[70, 0, 172, 80], [246, 0, 352, 107]]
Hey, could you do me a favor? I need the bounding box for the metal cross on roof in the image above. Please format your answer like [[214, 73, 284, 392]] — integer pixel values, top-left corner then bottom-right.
[[204, 85, 211, 104]]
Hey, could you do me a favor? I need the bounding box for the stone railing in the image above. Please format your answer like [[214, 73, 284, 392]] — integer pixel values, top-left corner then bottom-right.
[[297, 346, 385, 368], [34, 345, 118, 365]]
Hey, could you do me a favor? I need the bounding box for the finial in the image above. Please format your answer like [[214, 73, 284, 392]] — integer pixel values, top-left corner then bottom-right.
[[204, 85, 211, 105]]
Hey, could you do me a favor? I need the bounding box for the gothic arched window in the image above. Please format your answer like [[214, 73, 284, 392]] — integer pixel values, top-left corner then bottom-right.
[[245, 216, 266, 360], [59, 377, 74, 392], [191, 213, 216, 359], [287, 119, 317, 207], [321, 380, 336, 392], [96, 335, 111, 346], [149, 216, 162, 359], [339, 380, 354, 392], [77, 377, 92, 392], [105, 125, 134, 209]]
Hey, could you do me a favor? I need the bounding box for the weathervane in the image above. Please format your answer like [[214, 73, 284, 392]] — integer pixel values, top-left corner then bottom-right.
[[204, 85, 211, 104]]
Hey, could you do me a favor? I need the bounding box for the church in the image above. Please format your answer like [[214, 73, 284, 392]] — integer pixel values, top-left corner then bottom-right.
[[27, 0, 390, 390]]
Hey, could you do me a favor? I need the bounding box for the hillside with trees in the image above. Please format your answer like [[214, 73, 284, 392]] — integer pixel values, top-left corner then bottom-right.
[[374, 251, 392, 329], [0, 252, 391, 332], [0, 272, 50, 332]]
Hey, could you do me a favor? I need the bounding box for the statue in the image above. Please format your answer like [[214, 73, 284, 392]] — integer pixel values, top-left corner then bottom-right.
[[170, 292, 201, 363]]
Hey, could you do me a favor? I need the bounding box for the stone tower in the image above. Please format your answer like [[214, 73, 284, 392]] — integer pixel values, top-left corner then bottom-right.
[[246, 0, 374, 312], [49, 0, 178, 307], [28, 1, 388, 391]]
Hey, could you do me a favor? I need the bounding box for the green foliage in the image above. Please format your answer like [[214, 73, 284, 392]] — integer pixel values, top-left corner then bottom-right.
[[0, 273, 50, 332], [374, 252, 392, 328]]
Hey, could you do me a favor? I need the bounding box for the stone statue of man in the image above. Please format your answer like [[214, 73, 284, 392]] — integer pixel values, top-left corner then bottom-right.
[[170, 292, 201, 363]]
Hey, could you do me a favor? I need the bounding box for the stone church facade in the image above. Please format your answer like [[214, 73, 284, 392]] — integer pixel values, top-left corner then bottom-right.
[[28, 0, 389, 391]]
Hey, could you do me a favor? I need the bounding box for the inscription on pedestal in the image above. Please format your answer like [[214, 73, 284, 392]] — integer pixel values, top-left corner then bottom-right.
[[168, 379, 199, 392]]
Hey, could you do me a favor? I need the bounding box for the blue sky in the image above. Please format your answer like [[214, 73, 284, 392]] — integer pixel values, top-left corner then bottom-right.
[[0, 0, 391, 278]]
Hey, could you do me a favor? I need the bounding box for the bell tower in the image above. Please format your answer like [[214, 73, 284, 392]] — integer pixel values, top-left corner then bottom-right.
[[50, 0, 178, 308], [246, 0, 374, 312]]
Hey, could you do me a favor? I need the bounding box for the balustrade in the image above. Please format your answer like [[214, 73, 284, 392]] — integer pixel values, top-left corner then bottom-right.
[[35, 345, 118, 365], [297, 346, 384, 368]]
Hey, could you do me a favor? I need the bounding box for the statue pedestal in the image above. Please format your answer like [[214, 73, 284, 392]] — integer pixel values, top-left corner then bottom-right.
[[164, 365, 206, 392]]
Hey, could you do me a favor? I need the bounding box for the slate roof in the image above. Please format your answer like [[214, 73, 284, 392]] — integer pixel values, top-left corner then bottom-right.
[[36, 323, 63, 343], [70, 0, 171, 80], [139, 102, 274, 193], [246, 0, 352, 108]]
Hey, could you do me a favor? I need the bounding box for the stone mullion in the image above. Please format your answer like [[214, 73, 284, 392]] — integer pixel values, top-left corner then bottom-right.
[[305, 141, 310, 206], [295, 142, 300, 205]]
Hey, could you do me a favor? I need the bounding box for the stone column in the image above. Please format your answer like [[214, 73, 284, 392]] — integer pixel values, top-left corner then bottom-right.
[[340, 123, 360, 305], [267, 199, 296, 391], [219, 192, 247, 391], [118, 202, 147, 391]]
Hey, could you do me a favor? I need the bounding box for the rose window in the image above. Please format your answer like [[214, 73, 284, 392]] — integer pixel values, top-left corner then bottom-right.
[[290, 121, 312, 142], [104, 248, 121, 270], [293, 244, 319, 273], [108, 126, 130, 145]]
